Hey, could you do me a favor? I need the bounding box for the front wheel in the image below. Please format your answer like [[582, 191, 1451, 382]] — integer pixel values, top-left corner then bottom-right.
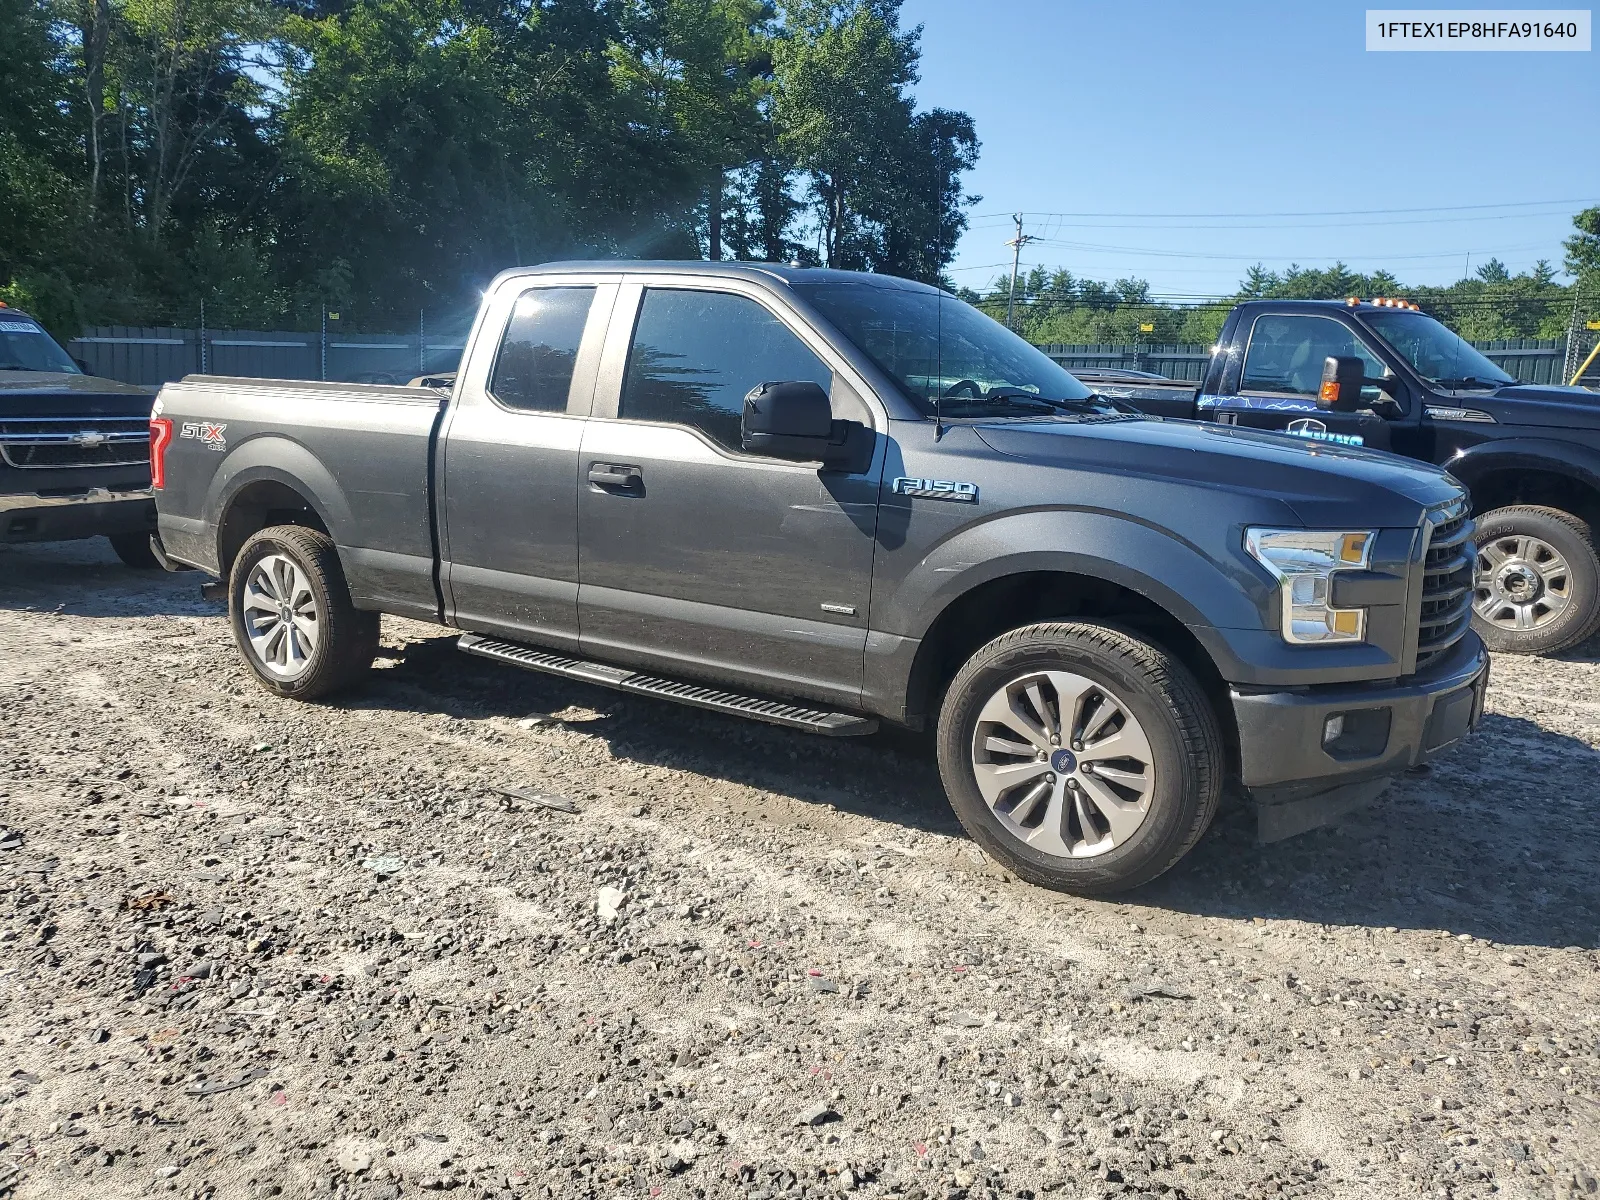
[[935, 621, 1224, 895], [228, 525, 379, 700], [1472, 505, 1600, 656]]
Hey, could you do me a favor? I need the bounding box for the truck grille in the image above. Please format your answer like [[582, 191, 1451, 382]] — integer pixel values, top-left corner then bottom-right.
[[1415, 502, 1475, 670], [0, 417, 150, 470]]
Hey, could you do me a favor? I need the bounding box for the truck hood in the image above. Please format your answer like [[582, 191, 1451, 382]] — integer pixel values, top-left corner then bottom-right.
[[0, 371, 155, 419], [974, 415, 1463, 527], [1442, 383, 1600, 430]]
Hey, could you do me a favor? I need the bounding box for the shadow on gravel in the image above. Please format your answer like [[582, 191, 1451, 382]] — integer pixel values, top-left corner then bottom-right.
[[358, 633, 963, 839], [352, 637, 1600, 944], [0, 541, 215, 619], [1138, 711, 1600, 949]]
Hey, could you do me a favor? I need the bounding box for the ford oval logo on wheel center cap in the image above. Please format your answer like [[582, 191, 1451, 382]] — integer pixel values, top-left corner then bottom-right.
[[1050, 748, 1077, 774]]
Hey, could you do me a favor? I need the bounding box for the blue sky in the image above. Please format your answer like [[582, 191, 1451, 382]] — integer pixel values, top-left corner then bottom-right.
[[901, 0, 1599, 296]]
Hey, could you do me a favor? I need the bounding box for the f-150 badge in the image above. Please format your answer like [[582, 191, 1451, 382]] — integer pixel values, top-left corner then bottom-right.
[[892, 477, 978, 502], [180, 421, 228, 452]]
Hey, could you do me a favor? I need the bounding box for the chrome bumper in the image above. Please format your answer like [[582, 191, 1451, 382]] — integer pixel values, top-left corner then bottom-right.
[[0, 485, 155, 512], [1, 486, 156, 543]]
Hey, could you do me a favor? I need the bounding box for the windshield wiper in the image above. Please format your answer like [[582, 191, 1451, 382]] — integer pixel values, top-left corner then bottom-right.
[[1433, 376, 1508, 390], [982, 386, 1111, 413]]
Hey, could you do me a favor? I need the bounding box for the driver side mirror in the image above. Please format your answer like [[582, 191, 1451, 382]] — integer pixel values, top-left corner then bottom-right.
[[1318, 356, 1369, 412]]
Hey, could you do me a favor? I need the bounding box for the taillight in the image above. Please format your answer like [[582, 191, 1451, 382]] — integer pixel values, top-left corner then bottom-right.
[[149, 417, 174, 489]]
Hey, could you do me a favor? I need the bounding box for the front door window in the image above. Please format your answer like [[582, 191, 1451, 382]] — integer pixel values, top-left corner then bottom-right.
[[1241, 314, 1387, 404]]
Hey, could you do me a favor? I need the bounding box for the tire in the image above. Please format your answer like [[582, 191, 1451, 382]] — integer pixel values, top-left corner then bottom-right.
[[1472, 505, 1600, 656], [935, 621, 1223, 896], [108, 532, 160, 569], [228, 525, 379, 700]]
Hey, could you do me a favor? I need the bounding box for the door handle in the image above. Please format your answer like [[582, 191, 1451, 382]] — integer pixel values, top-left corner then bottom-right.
[[588, 463, 643, 493]]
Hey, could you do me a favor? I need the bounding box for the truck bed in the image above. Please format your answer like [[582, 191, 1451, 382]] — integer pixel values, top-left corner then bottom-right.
[[153, 375, 447, 619]]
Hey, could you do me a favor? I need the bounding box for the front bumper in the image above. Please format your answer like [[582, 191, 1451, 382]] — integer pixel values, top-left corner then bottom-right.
[[1231, 633, 1488, 841], [0, 487, 156, 543]]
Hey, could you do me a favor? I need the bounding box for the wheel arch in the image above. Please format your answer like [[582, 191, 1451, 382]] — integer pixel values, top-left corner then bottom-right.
[[900, 567, 1239, 777], [1450, 441, 1600, 530], [209, 439, 353, 579]]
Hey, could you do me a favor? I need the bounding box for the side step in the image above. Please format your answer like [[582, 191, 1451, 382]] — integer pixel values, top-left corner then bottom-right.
[[456, 634, 879, 738]]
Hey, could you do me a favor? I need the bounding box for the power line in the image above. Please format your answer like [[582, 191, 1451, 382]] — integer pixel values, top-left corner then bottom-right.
[[1023, 237, 1558, 263], [964, 209, 1591, 232], [968, 198, 1597, 221]]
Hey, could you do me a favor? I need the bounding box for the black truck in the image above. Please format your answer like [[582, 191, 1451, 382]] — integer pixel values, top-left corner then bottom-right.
[[1079, 298, 1600, 656], [0, 306, 157, 565], [151, 263, 1486, 894]]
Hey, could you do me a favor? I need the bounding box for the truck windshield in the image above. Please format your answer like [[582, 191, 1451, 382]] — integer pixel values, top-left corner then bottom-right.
[[1361, 310, 1515, 389], [794, 282, 1107, 418], [0, 316, 81, 374]]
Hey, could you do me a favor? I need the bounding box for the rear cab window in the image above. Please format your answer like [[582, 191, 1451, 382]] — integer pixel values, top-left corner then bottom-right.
[[487, 287, 597, 413]]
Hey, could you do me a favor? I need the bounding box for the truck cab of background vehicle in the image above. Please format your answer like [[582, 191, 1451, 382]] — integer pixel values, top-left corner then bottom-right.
[[150, 264, 1488, 896], [1108, 298, 1600, 656], [0, 305, 158, 565]]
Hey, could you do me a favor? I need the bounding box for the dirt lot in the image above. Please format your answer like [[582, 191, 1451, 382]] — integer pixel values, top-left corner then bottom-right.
[[1, 539, 1597, 1200]]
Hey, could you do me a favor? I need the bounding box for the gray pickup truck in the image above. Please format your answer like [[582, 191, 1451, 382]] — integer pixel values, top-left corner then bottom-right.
[[151, 263, 1487, 894]]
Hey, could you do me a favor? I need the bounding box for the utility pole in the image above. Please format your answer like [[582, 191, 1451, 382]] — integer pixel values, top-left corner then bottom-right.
[[1005, 213, 1038, 330]]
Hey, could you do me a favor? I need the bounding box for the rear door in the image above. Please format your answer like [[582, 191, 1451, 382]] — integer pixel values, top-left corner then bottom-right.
[[1209, 312, 1394, 451], [438, 277, 616, 650], [575, 278, 884, 709]]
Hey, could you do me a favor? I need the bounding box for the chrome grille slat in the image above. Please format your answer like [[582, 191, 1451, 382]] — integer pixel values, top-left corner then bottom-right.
[[1413, 503, 1475, 670], [0, 417, 150, 470]]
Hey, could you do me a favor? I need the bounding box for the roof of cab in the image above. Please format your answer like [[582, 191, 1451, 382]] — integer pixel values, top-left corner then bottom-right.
[[490, 260, 943, 293]]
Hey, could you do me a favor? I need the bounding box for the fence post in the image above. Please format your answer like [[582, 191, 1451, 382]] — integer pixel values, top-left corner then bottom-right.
[[199, 299, 206, 374], [320, 306, 327, 381]]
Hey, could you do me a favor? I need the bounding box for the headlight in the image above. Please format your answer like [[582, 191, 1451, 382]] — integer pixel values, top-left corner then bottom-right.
[[1245, 528, 1375, 645]]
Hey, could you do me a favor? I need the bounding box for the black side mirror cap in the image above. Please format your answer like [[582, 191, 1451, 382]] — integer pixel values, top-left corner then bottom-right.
[[742, 380, 833, 459], [1318, 356, 1368, 412]]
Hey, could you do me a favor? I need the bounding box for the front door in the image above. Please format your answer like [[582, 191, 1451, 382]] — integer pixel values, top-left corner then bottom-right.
[[1213, 312, 1394, 452], [576, 283, 882, 709], [440, 282, 614, 650]]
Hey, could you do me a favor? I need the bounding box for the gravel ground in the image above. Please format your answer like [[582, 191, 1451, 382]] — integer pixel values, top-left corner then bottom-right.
[[2, 538, 1597, 1200]]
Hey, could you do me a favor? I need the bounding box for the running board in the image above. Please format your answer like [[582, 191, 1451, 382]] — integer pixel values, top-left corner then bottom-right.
[[456, 634, 878, 737]]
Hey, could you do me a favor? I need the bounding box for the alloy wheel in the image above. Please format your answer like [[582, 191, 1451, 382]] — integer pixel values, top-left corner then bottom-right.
[[241, 552, 321, 679], [969, 670, 1156, 860]]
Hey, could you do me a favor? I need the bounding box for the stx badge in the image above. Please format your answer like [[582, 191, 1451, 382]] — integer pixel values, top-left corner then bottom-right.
[[180, 421, 228, 452], [892, 476, 979, 503]]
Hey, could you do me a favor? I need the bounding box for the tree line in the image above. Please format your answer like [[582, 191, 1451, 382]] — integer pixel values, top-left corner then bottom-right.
[[0, 0, 978, 336], [970, 208, 1600, 347]]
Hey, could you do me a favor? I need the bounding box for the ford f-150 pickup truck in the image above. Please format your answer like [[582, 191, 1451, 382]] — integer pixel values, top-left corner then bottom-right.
[[1, 306, 157, 565], [1079, 298, 1600, 656], [150, 264, 1486, 894]]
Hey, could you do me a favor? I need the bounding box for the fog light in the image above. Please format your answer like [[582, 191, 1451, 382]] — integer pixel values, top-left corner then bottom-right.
[[1323, 714, 1345, 745]]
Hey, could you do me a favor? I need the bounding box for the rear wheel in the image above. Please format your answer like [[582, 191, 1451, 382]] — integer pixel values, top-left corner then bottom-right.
[[108, 532, 159, 569], [1472, 505, 1600, 656], [228, 525, 379, 700], [935, 621, 1223, 895]]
